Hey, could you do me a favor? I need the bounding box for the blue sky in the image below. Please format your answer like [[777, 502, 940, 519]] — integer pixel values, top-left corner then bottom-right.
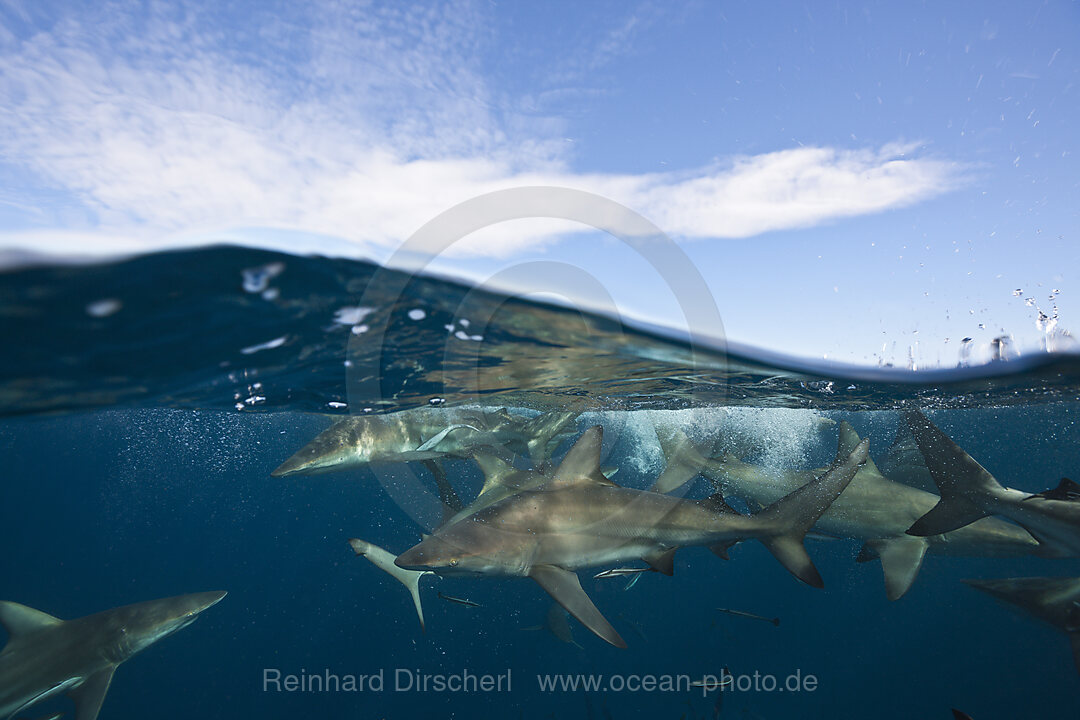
[[0, 0, 1076, 365]]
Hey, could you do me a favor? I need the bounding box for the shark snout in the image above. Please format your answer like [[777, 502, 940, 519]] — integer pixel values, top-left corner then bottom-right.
[[180, 590, 228, 616], [270, 455, 310, 477], [394, 546, 431, 571]]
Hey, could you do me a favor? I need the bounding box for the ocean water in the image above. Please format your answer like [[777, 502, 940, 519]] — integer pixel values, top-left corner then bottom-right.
[[1, 246, 1078, 719]]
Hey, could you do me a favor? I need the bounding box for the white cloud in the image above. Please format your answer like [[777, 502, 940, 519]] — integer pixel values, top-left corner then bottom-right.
[[0, 2, 966, 262]]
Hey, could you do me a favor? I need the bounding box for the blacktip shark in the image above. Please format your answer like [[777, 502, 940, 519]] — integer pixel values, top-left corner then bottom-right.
[[904, 410, 1080, 557], [0, 591, 226, 720], [348, 539, 433, 632], [396, 425, 869, 648], [272, 407, 578, 477], [662, 422, 1042, 600], [963, 576, 1080, 675]]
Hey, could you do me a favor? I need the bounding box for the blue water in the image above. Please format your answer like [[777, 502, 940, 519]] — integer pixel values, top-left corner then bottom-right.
[[1, 247, 1079, 719]]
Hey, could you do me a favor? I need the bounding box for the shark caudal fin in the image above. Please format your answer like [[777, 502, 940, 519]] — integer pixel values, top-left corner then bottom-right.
[[650, 427, 712, 494], [348, 539, 433, 632], [903, 410, 1003, 537], [752, 438, 870, 588], [521, 411, 580, 470]]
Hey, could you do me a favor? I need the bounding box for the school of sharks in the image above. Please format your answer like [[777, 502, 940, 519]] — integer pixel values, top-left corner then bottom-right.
[[4, 405, 1080, 719]]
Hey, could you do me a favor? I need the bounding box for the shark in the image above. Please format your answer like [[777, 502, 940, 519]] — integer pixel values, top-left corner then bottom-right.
[[0, 591, 226, 720], [521, 603, 585, 650], [347, 538, 433, 632], [661, 421, 1043, 600], [395, 425, 869, 648], [963, 576, 1080, 675], [272, 407, 578, 477], [903, 409, 1080, 556]]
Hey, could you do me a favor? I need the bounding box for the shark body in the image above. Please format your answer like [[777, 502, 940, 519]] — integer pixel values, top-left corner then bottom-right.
[[0, 591, 226, 720], [272, 408, 578, 477], [903, 410, 1080, 557], [664, 422, 1041, 600], [963, 576, 1080, 675], [396, 425, 869, 648]]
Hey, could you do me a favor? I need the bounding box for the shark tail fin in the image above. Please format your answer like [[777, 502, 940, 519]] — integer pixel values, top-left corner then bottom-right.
[[522, 411, 579, 470], [903, 410, 1001, 536], [649, 427, 710, 494], [752, 438, 870, 588]]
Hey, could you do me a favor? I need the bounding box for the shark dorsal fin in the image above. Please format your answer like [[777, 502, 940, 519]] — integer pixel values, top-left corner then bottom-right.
[[472, 452, 520, 496], [0, 601, 62, 638], [1029, 478, 1080, 503], [835, 422, 881, 476], [550, 426, 614, 488]]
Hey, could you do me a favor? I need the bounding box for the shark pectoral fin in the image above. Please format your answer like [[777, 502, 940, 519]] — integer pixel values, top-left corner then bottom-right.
[[529, 565, 626, 649], [906, 497, 990, 537], [69, 666, 115, 720], [415, 424, 482, 453], [643, 547, 678, 576], [422, 459, 464, 520], [863, 536, 929, 601], [760, 536, 823, 589], [0, 601, 63, 637]]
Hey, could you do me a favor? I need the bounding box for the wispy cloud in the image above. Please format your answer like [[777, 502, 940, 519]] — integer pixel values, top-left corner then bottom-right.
[[0, 1, 966, 260]]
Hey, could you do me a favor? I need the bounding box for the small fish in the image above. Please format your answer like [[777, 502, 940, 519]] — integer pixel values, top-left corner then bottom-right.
[[437, 591, 481, 608], [593, 567, 656, 579], [715, 607, 780, 626], [690, 674, 733, 691]]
